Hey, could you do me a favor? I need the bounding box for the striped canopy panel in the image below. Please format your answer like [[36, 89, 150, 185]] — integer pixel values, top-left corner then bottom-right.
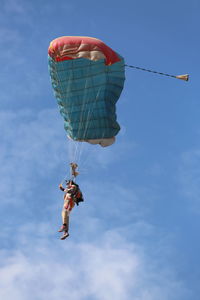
[[48, 36, 125, 147]]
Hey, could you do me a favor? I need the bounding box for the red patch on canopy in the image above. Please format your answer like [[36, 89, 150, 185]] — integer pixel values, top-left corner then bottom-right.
[[48, 36, 121, 65]]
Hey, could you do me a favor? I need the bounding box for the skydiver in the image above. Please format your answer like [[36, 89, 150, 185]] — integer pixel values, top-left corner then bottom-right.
[[58, 180, 84, 240]]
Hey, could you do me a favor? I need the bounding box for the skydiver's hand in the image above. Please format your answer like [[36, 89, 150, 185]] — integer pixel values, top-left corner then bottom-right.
[[59, 184, 64, 191]]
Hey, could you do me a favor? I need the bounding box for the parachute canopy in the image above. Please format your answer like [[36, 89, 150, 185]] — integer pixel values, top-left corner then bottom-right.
[[48, 36, 125, 147]]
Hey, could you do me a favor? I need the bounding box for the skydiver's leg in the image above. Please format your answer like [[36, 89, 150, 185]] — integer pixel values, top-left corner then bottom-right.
[[58, 208, 69, 232], [60, 209, 70, 240], [59, 198, 74, 239], [62, 210, 69, 227]]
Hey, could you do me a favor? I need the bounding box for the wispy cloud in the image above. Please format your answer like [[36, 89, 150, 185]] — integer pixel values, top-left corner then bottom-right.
[[0, 108, 64, 205], [0, 227, 191, 300]]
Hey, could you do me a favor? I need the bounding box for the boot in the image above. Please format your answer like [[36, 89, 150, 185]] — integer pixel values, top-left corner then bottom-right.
[[60, 231, 69, 240]]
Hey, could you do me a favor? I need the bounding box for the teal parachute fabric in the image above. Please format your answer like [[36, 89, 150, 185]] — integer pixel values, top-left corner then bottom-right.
[[48, 37, 125, 146]]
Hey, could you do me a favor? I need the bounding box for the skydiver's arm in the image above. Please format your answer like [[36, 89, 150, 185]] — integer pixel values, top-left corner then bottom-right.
[[59, 184, 65, 191]]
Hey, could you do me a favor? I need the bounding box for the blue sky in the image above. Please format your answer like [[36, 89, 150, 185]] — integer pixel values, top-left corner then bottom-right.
[[0, 0, 199, 299]]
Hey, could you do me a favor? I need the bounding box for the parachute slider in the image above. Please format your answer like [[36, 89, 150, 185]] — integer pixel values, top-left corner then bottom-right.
[[125, 64, 189, 81], [70, 163, 79, 178]]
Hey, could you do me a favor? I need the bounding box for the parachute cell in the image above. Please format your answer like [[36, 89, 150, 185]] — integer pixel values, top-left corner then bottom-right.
[[48, 36, 125, 147]]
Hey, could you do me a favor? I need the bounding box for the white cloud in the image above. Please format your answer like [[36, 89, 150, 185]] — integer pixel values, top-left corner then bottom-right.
[[0, 108, 65, 205], [0, 228, 191, 300]]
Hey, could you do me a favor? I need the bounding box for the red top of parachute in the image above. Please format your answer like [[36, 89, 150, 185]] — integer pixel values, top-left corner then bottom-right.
[[48, 36, 121, 65]]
